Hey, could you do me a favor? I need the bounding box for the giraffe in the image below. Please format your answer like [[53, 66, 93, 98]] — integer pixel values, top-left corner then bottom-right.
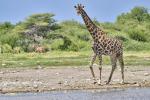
[[74, 4, 124, 84]]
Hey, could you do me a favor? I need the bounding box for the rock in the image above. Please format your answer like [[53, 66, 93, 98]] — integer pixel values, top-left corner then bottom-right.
[[33, 84, 38, 88], [51, 87, 55, 90], [64, 80, 69, 86], [55, 72, 60, 75], [37, 65, 42, 69], [43, 86, 47, 88], [144, 73, 149, 76], [0, 72, 4, 74]]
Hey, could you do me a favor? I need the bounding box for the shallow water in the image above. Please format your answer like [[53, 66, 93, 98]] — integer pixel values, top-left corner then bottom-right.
[[0, 88, 150, 100]]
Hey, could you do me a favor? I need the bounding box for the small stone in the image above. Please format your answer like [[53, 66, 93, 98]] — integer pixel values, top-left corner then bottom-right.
[[143, 79, 147, 82], [64, 80, 69, 86], [43, 86, 47, 88], [144, 73, 149, 76], [37, 65, 42, 69], [33, 84, 38, 88], [51, 87, 55, 90], [55, 72, 60, 75], [0, 72, 4, 74]]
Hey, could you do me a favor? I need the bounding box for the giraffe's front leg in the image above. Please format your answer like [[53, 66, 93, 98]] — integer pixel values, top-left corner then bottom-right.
[[98, 55, 102, 85], [89, 53, 97, 84]]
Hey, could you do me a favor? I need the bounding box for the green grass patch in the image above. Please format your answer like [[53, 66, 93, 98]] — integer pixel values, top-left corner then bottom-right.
[[1, 51, 150, 68]]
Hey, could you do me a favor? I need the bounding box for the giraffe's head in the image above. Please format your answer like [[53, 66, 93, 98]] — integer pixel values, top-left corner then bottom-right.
[[74, 4, 85, 15]]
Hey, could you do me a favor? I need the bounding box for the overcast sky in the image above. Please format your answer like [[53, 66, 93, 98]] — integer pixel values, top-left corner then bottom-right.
[[0, 0, 150, 24]]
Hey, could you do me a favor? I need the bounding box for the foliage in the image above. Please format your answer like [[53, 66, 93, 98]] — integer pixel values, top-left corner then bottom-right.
[[127, 29, 147, 42], [13, 47, 23, 53], [0, 6, 150, 53], [1, 44, 13, 53]]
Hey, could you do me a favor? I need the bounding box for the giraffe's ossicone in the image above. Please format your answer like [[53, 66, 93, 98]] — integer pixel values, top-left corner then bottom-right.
[[74, 4, 124, 84]]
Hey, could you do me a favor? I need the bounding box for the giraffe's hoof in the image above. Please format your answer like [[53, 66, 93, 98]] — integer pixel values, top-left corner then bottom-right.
[[97, 83, 102, 86], [120, 80, 125, 84], [97, 80, 102, 85]]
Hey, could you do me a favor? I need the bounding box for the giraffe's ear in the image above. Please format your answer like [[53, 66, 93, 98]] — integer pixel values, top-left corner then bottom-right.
[[74, 6, 77, 8]]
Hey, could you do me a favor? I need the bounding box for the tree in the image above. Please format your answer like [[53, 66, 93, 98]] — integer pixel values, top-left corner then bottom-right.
[[22, 13, 59, 40], [117, 6, 150, 24], [131, 6, 149, 22]]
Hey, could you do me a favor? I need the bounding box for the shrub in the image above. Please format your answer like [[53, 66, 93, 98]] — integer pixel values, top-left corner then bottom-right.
[[13, 47, 23, 53], [77, 32, 90, 41], [124, 40, 150, 51], [1, 44, 13, 53], [0, 45, 2, 53], [75, 40, 91, 51], [115, 35, 128, 41], [51, 39, 64, 50], [128, 29, 147, 42], [26, 44, 35, 52], [108, 32, 129, 42]]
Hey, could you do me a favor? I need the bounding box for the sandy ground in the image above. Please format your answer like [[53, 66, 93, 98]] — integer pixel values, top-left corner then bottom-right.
[[0, 65, 150, 93]]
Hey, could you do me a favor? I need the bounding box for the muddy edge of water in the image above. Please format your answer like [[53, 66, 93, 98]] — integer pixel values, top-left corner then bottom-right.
[[1, 88, 150, 100]]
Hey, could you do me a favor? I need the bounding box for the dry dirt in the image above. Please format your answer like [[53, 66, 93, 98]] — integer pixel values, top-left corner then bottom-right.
[[0, 65, 150, 93]]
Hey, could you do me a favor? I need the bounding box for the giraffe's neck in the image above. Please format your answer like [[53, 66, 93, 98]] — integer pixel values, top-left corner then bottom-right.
[[80, 9, 105, 39]]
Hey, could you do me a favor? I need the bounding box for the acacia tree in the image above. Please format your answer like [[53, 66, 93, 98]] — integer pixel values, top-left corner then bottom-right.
[[14, 13, 59, 52]]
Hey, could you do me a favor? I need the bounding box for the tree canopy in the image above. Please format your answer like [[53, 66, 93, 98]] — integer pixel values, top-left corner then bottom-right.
[[1, 6, 150, 53]]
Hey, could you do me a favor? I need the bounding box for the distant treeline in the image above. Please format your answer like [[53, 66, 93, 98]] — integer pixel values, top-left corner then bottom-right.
[[0, 6, 150, 53]]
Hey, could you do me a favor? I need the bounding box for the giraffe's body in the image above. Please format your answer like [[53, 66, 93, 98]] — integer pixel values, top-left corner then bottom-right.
[[74, 4, 124, 84]]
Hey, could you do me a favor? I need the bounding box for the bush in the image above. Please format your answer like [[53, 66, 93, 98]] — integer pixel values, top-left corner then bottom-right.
[[51, 39, 64, 50], [0, 45, 2, 53], [1, 44, 13, 53], [26, 44, 35, 52], [75, 40, 91, 51], [115, 35, 128, 41], [13, 47, 23, 53], [109, 32, 129, 42], [128, 29, 147, 42], [124, 40, 150, 51], [77, 32, 90, 41]]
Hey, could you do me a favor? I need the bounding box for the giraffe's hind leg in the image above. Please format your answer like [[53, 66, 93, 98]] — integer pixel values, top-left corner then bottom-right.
[[106, 55, 117, 84], [89, 53, 97, 84], [98, 55, 102, 85], [118, 54, 125, 84]]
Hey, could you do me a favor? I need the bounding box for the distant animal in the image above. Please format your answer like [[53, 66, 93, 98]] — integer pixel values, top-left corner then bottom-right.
[[74, 4, 124, 84]]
